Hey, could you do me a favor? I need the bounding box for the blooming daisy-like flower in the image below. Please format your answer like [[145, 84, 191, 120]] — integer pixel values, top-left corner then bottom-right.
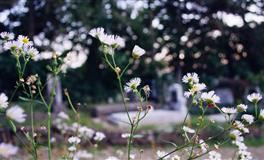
[[4, 40, 22, 51], [100, 34, 125, 48], [0, 32, 14, 40], [78, 126, 94, 139], [238, 149, 253, 160], [182, 72, 199, 84], [241, 114, 254, 124], [229, 130, 243, 142], [89, 27, 105, 39], [221, 107, 237, 115], [247, 92, 262, 103], [259, 109, 264, 121], [25, 46, 39, 59], [237, 104, 248, 112], [94, 132, 105, 141], [68, 146, 77, 152], [184, 83, 206, 98], [17, 35, 33, 46], [6, 105, 26, 123], [201, 91, 220, 107], [0, 143, 18, 158], [208, 151, 221, 160], [0, 93, 8, 109], [183, 126, 195, 134], [132, 45, 145, 59], [68, 136, 81, 144], [156, 150, 170, 159], [124, 77, 141, 93], [233, 121, 249, 133]]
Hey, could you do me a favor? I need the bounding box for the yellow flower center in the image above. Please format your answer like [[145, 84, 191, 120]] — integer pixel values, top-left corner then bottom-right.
[[22, 37, 29, 44]]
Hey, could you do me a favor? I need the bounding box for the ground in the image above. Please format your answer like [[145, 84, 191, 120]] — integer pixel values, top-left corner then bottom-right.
[[17, 146, 264, 160]]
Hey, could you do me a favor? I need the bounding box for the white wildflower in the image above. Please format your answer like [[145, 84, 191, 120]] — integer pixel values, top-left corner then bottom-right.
[[199, 139, 208, 153], [57, 111, 69, 120], [171, 155, 181, 160], [0, 32, 14, 40], [0, 143, 18, 158], [208, 151, 221, 160], [184, 91, 192, 98], [247, 93, 262, 103], [89, 27, 105, 39], [229, 130, 244, 142], [6, 105, 26, 123], [183, 126, 195, 134], [94, 132, 105, 141], [237, 104, 248, 112], [132, 45, 145, 59], [25, 46, 39, 59], [241, 114, 254, 124], [73, 150, 93, 160], [184, 83, 206, 98], [182, 72, 199, 84], [124, 77, 141, 93], [68, 136, 81, 144], [157, 150, 170, 159], [221, 107, 237, 115], [100, 34, 125, 48], [0, 93, 8, 109], [130, 154, 135, 159], [121, 133, 131, 138], [233, 121, 249, 133], [68, 146, 77, 152], [201, 91, 220, 106], [17, 35, 33, 46], [4, 40, 22, 51], [78, 126, 94, 139], [105, 156, 120, 160], [238, 150, 252, 160], [235, 141, 247, 150]]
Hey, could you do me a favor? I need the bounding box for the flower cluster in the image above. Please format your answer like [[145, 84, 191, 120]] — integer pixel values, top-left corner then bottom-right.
[[89, 27, 125, 49], [1, 33, 39, 59], [183, 72, 220, 108], [54, 111, 105, 142], [182, 72, 264, 160], [0, 93, 26, 123]]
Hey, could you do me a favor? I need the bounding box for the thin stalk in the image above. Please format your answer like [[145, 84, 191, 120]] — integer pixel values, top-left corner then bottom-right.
[[117, 76, 132, 124], [30, 92, 38, 160], [127, 124, 134, 160], [47, 76, 58, 160], [254, 103, 258, 118]]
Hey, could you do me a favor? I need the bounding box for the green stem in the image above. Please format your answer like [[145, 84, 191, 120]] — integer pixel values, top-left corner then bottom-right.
[[46, 76, 57, 160], [117, 76, 132, 124], [47, 109, 52, 160], [254, 103, 258, 119], [127, 124, 134, 160], [30, 94, 38, 160]]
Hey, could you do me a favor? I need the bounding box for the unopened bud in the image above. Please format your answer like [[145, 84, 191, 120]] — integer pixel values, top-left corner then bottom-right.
[[115, 67, 121, 75]]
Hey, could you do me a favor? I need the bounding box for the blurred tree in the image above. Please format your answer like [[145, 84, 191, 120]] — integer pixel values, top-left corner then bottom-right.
[[1, 0, 264, 102]]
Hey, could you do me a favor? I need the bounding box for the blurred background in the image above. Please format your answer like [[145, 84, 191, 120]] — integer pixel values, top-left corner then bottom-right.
[[1, 0, 264, 103], [1, 0, 264, 158]]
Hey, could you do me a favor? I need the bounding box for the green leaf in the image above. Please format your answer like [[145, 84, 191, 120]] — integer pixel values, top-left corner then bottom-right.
[[18, 96, 44, 105]]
